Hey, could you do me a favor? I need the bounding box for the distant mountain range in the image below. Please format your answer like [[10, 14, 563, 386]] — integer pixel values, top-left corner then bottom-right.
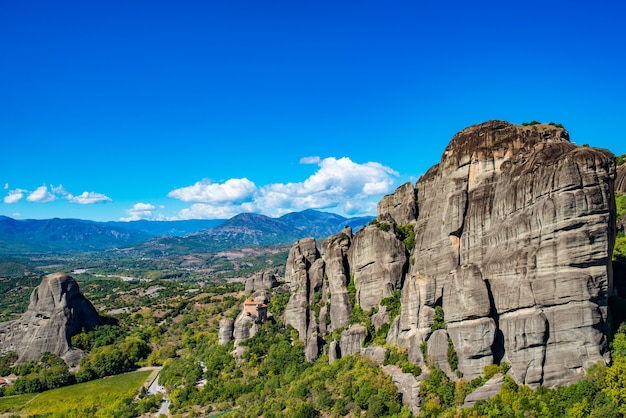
[[131, 210, 373, 256], [0, 210, 373, 254]]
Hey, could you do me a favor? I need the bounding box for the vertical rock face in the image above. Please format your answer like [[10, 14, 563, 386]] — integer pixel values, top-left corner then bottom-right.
[[283, 237, 326, 361], [348, 225, 407, 311], [0, 273, 101, 364], [323, 229, 353, 331], [397, 121, 615, 387], [283, 120, 616, 390], [377, 181, 418, 225], [244, 271, 279, 294]]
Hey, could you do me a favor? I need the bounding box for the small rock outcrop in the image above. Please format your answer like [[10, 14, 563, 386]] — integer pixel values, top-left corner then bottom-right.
[[218, 318, 234, 345], [0, 273, 101, 364], [377, 181, 418, 225], [339, 324, 366, 357], [283, 120, 616, 393], [382, 365, 421, 416], [244, 271, 279, 294], [463, 374, 505, 408]]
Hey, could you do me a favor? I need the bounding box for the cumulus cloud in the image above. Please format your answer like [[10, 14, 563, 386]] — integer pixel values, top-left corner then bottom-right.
[[27, 185, 56, 203], [51, 184, 68, 196], [254, 157, 397, 216], [169, 157, 399, 219], [120, 202, 164, 221], [3, 183, 8, 190], [4, 189, 27, 204], [3, 183, 112, 206], [68, 192, 112, 205], [168, 178, 256, 203]]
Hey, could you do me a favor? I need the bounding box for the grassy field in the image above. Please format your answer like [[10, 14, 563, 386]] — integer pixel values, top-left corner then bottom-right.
[[0, 370, 151, 416]]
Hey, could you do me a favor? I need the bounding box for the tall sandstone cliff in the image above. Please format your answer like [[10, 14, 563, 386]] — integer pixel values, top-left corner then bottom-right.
[[0, 273, 101, 364], [284, 120, 616, 388]]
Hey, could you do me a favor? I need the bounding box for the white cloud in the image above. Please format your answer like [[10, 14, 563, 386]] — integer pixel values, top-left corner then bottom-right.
[[4, 183, 112, 206], [168, 178, 257, 203], [3, 183, 8, 190], [120, 202, 164, 221], [176, 202, 257, 220], [4, 189, 27, 204], [51, 184, 69, 196], [26, 185, 55, 203], [254, 157, 398, 215], [68, 192, 112, 205], [169, 157, 399, 219], [300, 156, 321, 164]]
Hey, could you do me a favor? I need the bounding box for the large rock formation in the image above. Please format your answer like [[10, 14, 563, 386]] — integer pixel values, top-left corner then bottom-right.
[[283, 120, 616, 390], [392, 121, 615, 387], [220, 270, 276, 349], [0, 273, 101, 364]]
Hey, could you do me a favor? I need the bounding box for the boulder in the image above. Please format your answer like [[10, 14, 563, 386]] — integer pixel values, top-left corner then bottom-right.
[[218, 318, 234, 346], [382, 365, 421, 416], [339, 324, 366, 357], [463, 373, 505, 408]]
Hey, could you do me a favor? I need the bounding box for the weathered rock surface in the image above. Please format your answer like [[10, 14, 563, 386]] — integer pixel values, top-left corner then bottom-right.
[[233, 313, 258, 344], [0, 273, 101, 364], [616, 164, 626, 193], [339, 324, 366, 357], [323, 229, 353, 331], [245, 271, 279, 294], [348, 225, 407, 311], [361, 345, 386, 365], [218, 318, 234, 346], [382, 365, 421, 416], [463, 373, 505, 408], [283, 120, 616, 396], [391, 121, 615, 387], [377, 181, 418, 225], [283, 238, 325, 361]]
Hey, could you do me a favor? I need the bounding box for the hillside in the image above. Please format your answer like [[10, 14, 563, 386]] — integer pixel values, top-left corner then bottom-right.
[[131, 210, 373, 256], [0, 216, 151, 253], [0, 210, 371, 255]]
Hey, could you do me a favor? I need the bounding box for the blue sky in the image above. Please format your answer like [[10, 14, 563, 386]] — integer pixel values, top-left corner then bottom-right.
[[1, 1, 624, 221]]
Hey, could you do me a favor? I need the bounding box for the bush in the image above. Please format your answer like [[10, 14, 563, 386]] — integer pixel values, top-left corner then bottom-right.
[[394, 224, 415, 251], [430, 306, 446, 331], [447, 338, 458, 371]]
